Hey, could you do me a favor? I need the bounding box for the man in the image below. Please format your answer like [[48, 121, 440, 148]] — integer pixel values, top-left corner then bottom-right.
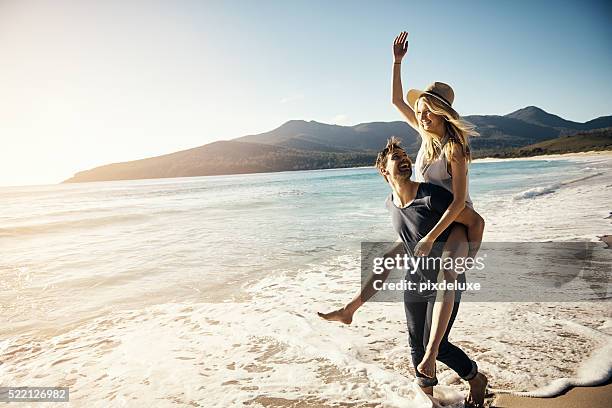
[[318, 137, 487, 407]]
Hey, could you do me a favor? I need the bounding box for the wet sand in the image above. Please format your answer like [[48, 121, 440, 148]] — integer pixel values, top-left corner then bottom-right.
[[493, 231, 612, 407], [492, 382, 612, 408]]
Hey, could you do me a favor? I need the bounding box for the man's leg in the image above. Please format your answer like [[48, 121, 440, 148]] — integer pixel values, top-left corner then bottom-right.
[[318, 241, 405, 324], [404, 292, 436, 395], [417, 224, 467, 377]]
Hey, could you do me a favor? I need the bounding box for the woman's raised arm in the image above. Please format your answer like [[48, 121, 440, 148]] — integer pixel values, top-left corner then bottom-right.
[[392, 31, 419, 132]]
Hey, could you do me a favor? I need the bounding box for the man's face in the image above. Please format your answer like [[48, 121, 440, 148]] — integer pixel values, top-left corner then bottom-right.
[[384, 148, 412, 182]]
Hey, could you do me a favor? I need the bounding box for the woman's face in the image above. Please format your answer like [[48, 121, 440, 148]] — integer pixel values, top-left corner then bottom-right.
[[416, 98, 445, 136]]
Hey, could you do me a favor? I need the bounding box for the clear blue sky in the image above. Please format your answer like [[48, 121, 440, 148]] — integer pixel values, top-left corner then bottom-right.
[[1, 0, 610, 186]]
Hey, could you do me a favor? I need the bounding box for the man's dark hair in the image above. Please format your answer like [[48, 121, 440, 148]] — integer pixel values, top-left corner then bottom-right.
[[375, 136, 404, 175]]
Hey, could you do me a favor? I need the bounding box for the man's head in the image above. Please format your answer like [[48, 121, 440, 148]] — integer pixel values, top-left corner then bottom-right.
[[375, 136, 412, 183]]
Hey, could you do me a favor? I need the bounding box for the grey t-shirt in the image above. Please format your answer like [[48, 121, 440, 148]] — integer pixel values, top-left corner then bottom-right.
[[385, 182, 466, 294], [385, 182, 457, 250]]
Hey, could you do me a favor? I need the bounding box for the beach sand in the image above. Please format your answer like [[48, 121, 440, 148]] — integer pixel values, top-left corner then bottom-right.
[[485, 152, 612, 407], [492, 382, 612, 408]]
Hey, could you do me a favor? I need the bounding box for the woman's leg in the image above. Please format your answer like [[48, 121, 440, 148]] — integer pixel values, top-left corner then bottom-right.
[[424, 224, 488, 405], [454, 205, 485, 259], [424, 291, 476, 379], [466, 210, 485, 259]]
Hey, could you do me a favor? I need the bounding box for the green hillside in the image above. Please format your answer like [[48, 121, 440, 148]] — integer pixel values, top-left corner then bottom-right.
[[475, 127, 612, 159]]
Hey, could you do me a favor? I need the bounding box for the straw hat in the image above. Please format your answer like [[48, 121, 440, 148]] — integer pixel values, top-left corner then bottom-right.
[[407, 82, 455, 110]]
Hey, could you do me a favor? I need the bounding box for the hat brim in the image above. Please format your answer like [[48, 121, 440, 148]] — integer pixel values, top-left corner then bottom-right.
[[407, 89, 458, 117], [407, 89, 426, 111]]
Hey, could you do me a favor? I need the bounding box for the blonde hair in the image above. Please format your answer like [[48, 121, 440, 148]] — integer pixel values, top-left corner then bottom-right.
[[414, 95, 478, 164]]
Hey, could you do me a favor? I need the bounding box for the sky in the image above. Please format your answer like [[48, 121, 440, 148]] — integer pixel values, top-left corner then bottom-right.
[[0, 0, 610, 186]]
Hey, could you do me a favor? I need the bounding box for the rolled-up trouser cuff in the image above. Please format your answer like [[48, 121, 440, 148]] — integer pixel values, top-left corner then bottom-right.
[[461, 360, 478, 381], [415, 376, 438, 387]]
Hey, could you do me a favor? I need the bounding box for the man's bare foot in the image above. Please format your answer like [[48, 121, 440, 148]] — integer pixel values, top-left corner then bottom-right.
[[317, 307, 354, 325], [465, 372, 488, 407]]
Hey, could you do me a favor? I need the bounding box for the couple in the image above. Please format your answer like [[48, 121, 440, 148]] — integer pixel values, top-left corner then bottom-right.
[[318, 32, 488, 407]]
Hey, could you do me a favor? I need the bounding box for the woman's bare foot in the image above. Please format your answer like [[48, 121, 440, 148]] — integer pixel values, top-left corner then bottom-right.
[[317, 306, 354, 325], [465, 372, 488, 407]]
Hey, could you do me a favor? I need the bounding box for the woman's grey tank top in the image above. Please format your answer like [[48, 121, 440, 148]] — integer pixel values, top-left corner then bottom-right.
[[413, 134, 474, 208]]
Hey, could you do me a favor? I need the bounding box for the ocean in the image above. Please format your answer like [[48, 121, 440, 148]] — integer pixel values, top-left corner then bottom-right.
[[1, 155, 611, 407]]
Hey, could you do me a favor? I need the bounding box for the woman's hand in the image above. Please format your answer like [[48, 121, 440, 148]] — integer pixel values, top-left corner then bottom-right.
[[417, 350, 437, 379], [414, 235, 435, 257], [393, 31, 409, 62]]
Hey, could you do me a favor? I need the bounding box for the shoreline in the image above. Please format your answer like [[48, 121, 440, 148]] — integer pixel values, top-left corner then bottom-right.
[[2, 150, 611, 189], [473, 149, 612, 163]]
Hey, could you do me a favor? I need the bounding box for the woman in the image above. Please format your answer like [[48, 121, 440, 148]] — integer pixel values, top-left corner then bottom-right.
[[392, 31, 484, 260], [393, 30, 487, 407]]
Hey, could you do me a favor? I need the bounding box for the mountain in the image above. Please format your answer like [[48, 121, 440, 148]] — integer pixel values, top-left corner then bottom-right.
[[63, 107, 612, 183], [584, 115, 612, 130], [238, 111, 607, 154], [520, 127, 612, 153], [505, 106, 585, 131], [480, 127, 612, 158], [463, 114, 560, 148], [235, 120, 421, 152], [504, 106, 612, 133], [63, 140, 376, 183]]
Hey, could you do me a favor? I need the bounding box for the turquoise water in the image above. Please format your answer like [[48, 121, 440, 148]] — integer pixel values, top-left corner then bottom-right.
[[0, 159, 590, 335]]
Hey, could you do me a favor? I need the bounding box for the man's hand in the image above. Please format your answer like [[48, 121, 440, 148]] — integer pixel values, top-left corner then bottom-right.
[[414, 235, 435, 257], [393, 31, 409, 62]]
